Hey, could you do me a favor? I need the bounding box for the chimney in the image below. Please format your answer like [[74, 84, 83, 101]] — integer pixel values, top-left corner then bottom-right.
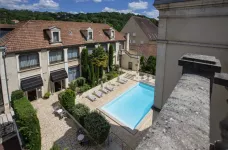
[[126, 33, 130, 51]]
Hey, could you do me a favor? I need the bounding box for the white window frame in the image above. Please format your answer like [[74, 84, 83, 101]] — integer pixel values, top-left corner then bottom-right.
[[51, 28, 61, 43], [110, 29, 115, 39], [19, 53, 40, 70], [49, 49, 64, 64], [87, 28, 93, 41]]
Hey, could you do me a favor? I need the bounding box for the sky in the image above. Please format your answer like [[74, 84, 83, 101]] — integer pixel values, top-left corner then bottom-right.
[[0, 0, 159, 19]]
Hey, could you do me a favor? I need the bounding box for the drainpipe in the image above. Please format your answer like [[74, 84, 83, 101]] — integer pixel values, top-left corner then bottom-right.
[[0, 46, 11, 110]]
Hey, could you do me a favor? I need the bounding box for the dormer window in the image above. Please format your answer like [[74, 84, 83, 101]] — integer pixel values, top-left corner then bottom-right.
[[45, 26, 61, 44], [88, 31, 93, 40], [80, 27, 93, 41], [104, 28, 115, 40], [111, 30, 115, 39], [53, 32, 60, 42]]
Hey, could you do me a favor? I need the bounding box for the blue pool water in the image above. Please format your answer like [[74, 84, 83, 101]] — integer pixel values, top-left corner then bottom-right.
[[102, 82, 154, 130]]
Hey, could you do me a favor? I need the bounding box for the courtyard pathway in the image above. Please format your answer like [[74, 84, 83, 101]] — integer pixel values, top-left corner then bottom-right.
[[31, 93, 95, 150]]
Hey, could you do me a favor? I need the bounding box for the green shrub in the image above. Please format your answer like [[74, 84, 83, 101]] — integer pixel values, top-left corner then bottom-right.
[[113, 64, 120, 72], [84, 111, 110, 144], [101, 76, 108, 83], [11, 90, 24, 102], [60, 89, 76, 113], [79, 84, 91, 93], [106, 71, 118, 80], [50, 144, 60, 150], [76, 77, 86, 87], [13, 97, 41, 150], [43, 92, 51, 99], [72, 103, 90, 126], [68, 80, 77, 91], [58, 91, 64, 101]]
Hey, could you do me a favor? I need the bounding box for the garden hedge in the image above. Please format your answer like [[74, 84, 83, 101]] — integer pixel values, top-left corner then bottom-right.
[[72, 103, 90, 126], [11, 90, 24, 102], [13, 97, 41, 150], [84, 111, 110, 144], [60, 89, 76, 112]]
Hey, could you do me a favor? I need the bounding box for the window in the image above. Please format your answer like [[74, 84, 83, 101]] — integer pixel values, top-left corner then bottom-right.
[[88, 31, 93, 40], [68, 47, 79, 60], [132, 33, 136, 36], [68, 66, 80, 82], [140, 41, 144, 44], [132, 40, 136, 43], [49, 50, 64, 64], [87, 45, 95, 55], [53, 32, 60, 42], [111, 30, 115, 39], [19, 53, 39, 70]]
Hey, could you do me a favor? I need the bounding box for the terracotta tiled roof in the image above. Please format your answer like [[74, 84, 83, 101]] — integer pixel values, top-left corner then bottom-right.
[[129, 43, 157, 57], [0, 20, 125, 53], [0, 24, 16, 29]]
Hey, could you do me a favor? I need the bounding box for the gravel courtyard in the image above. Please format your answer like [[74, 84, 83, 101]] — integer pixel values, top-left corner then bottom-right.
[[31, 93, 95, 150]]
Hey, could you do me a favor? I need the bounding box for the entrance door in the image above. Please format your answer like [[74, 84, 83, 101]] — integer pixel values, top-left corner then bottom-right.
[[27, 90, 37, 101], [128, 62, 133, 70], [54, 81, 62, 92]]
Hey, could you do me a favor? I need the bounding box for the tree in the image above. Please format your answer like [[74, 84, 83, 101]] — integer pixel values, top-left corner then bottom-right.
[[91, 46, 108, 83], [108, 45, 114, 71], [81, 48, 88, 80], [140, 56, 146, 71], [84, 111, 110, 144], [91, 46, 108, 68], [89, 61, 95, 87], [146, 56, 156, 75]]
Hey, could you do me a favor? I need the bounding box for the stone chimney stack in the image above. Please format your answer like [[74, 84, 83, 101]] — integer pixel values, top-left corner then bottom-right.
[[126, 33, 130, 51]]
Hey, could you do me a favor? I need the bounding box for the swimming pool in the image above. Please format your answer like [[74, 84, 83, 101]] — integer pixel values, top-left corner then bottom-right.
[[101, 82, 154, 130]]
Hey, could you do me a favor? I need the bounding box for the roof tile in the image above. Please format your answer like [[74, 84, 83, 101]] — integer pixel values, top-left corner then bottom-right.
[[0, 20, 125, 53]]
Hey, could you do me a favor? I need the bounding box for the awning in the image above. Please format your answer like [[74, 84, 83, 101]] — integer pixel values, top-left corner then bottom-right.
[[50, 69, 68, 82], [21, 75, 43, 91]]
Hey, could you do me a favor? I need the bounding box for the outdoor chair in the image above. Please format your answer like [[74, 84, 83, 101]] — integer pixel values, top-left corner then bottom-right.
[[93, 90, 103, 98], [100, 88, 109, 94], [86, 94, 97, 101]]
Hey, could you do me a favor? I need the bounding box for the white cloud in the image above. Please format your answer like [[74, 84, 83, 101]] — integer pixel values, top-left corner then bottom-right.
[[93, 0, 102, 2], [69, 11, 78, 14], [143, 9, 159, 19], [102, 7, 139, 15], [128, 0, 148, 10], [0, 0, 59, 10]]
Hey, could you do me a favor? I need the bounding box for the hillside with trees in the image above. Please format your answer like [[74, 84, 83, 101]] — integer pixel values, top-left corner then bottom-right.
[[0, 8, 158, 31]]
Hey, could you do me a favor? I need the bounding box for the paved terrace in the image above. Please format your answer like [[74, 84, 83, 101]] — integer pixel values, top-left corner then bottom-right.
[[32, 94, 96, 150]]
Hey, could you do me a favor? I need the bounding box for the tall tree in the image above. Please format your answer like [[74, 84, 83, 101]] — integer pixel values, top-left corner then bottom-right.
[[81, 48, 88, 80], [146, 56, 156, 75], [108, 45, 114, 71], [88, 61, 95, 87], [91, 46, 108, 68]]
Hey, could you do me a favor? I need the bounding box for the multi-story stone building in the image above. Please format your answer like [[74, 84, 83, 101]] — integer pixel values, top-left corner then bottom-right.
[[0, 20, 129, 112]]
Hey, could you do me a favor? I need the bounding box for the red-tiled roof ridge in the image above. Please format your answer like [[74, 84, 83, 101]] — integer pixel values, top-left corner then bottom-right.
[[0, 20, 125, 53]]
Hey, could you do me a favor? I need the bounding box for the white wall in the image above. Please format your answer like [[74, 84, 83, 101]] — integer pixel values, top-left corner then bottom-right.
[[155, 2, 228, 142]]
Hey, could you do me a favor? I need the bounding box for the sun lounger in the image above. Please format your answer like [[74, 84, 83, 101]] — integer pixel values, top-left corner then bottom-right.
[[122, 78, 128, 82], [86, 94, 97, 101], [105, 85, 114, 91], [100, 88, 109, 94], [94, 90, 103, 98]]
